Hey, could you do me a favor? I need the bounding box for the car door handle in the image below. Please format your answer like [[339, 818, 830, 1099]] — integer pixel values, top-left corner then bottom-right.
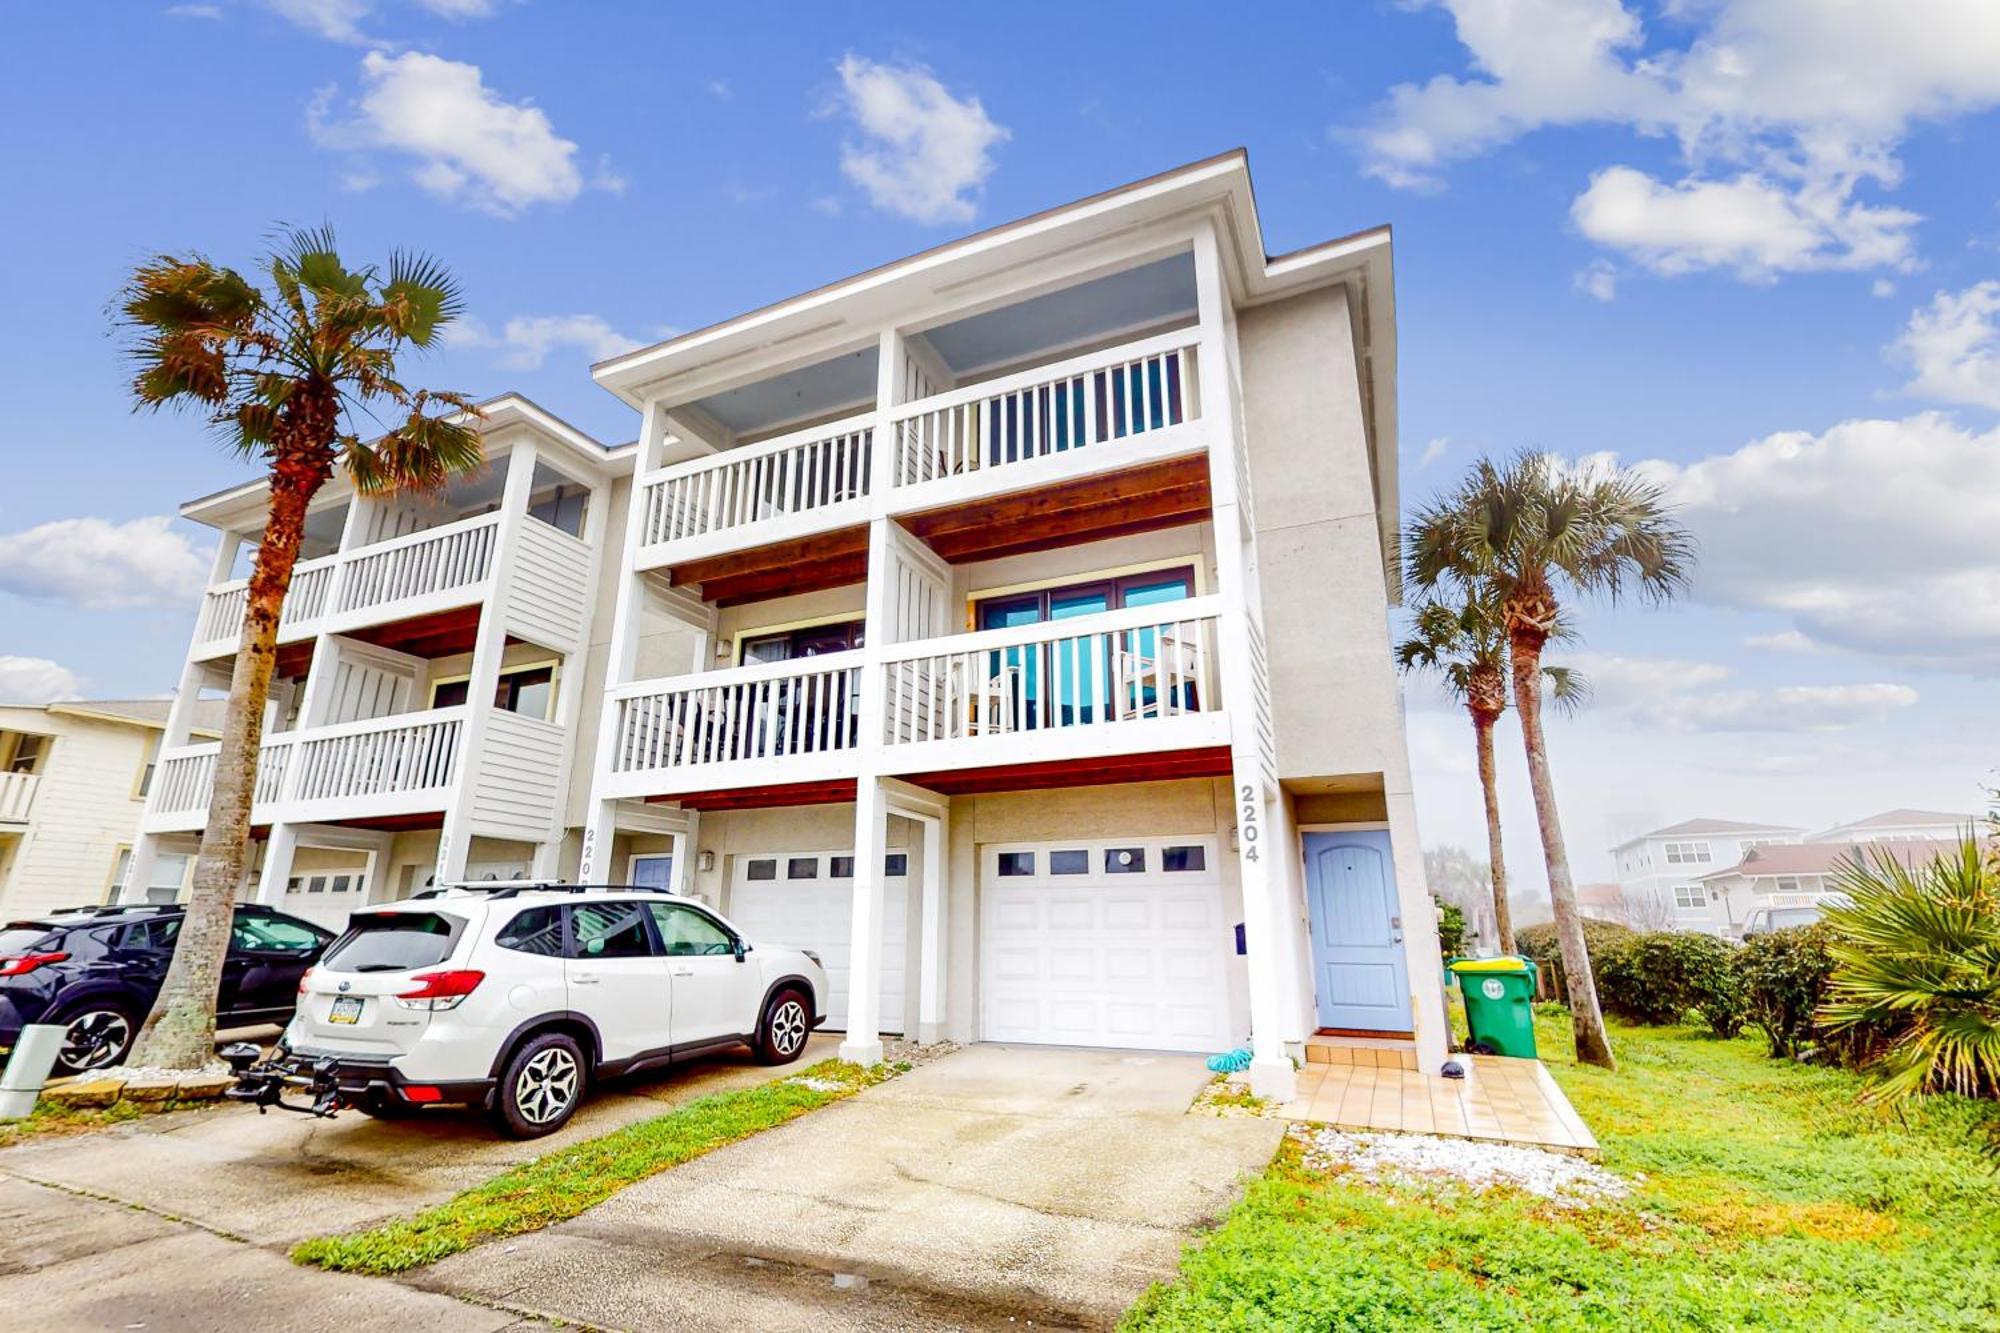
[[572, 973, 600, 985], [671, 965, 694, 977]]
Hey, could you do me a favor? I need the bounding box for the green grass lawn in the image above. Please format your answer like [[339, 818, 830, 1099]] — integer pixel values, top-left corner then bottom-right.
[[293, 1059, 892, 1275], [1125, 1013, 2000, 1330]]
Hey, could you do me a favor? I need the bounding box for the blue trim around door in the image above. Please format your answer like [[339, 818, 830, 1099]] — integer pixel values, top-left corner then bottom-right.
[[1303, 830, 1412, 1032]]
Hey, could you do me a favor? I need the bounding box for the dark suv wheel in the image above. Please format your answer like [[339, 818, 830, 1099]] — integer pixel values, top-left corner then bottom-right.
[[752, 988, 812, 1066], [491, 1031, 585, 1138], [53, 1004, 139, 1075]]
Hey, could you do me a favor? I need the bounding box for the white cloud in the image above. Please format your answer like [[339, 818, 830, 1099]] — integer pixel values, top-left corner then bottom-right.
[[0, 657, 82, 706], [166, 3, 223, 17], [0, 516, 211, 611], [706, 78, 732, 100], [416, 0, 505, 17], [1744, 629, 1818, 654], [1574, 259, 1618, 301], [1418, 436, 1450, 468], [1639, 412, 2000, 670], [1894, 282, 2000, 410], [1872, 278, 1898, 299], [831, 54, 1008, 225], [1355, 0, 2000, 280], [1568, 652, 1732, 710], [447, 313, 644, 370], [1637, 682, 1919, 733], [310, 51, 608, 216], [265, 0, 371, 42], [1571, 166, 1919, 280]]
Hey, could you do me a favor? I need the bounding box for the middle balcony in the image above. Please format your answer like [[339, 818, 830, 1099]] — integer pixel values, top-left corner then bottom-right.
[[597, 597, 1229, 804]]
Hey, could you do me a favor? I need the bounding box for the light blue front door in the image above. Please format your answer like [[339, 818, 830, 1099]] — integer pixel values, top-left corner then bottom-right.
[[1304, 831, 1411, 1032]]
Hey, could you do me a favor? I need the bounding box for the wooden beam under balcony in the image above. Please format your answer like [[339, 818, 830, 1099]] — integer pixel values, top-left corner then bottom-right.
[[900, 454, 1211, 563], [651, 778, 860, 811], [903, 744, 1232, 796], [668, 524, 869, 607]]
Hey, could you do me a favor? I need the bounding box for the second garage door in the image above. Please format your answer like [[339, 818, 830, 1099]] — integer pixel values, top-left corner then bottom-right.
[[727, 850, 909, 1033], [981, 838, 1232, 1052]]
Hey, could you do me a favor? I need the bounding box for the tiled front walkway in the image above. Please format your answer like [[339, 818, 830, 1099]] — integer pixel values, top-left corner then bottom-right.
[[1275, 1046, 1599, 1157]]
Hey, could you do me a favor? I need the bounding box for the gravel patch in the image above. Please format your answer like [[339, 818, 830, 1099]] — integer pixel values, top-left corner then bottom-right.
[[1292, 1123, 1628, 1209], [82, 1062, 230, 1084], [881, 1038, 958, 1069]]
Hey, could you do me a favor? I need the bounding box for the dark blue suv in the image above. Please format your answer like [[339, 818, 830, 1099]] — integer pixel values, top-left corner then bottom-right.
[[0, 904, 332, 1074]]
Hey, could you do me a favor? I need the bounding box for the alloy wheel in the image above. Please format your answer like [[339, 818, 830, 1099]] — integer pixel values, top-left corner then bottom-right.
[[60, 1011, 131, 1071], [514, 1047, 580, 1125], [771, 999, 808, 1057]]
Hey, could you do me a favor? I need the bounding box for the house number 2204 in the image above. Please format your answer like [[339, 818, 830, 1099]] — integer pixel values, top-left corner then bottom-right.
[[1239, 784, 1261, 862]]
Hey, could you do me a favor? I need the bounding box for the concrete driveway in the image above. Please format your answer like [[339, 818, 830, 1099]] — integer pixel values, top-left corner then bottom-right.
[[415, 1045, 1285, 1330], [0, 1035, 837, 1330]]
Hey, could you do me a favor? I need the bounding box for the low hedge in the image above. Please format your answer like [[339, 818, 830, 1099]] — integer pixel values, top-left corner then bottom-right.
[[1514, 919, 1634, 1004], [1734, 921, 1839, 1059], [1598, 930, 1745, 1038]]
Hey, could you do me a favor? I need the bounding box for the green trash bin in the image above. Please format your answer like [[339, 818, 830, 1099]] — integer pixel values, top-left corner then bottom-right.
[[1449, 956, 1539, 1058]]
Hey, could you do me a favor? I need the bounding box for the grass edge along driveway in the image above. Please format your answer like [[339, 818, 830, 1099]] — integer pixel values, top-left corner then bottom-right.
[[1123, 1015, 2000, 1331], [293, 1058, 895, 1276]]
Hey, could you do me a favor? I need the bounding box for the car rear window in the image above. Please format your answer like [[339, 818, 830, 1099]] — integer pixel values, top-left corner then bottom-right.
[[0, 927, 57, 955], [321, 912, 462, 973]]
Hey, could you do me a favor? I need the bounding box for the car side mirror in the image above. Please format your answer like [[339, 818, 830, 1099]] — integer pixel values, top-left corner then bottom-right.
[[732, 938, 747, 963]]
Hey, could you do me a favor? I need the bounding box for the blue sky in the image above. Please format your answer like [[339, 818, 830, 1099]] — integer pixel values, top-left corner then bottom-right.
[[2, 1, 1997, 885]]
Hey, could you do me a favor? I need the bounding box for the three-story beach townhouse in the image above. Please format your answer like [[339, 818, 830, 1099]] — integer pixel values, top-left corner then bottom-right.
[[575, 153, 1446, 1101]]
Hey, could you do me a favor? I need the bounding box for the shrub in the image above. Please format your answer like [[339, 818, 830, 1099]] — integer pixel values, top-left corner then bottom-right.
[[1735, 921, 1841, 1060], [1820, 837, 2000, 1109], [1514, 918, 1635, 1004], [1597, 931, 1745, 1037], [1435, 898, 1468, 961]]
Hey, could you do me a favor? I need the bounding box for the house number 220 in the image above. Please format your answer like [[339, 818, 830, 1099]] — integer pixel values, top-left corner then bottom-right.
[[1239, 784, 1260, 863]]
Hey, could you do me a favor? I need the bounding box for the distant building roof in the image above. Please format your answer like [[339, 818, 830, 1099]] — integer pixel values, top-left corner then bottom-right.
[[1700, 839, 1963, 881], [1814, 808, 1978, 833], [1616, 817, 1803, 847], [46, 698, 226, 737]]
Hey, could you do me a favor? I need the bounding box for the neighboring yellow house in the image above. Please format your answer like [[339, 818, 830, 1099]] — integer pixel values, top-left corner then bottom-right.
[[0, 699, 222, 919]]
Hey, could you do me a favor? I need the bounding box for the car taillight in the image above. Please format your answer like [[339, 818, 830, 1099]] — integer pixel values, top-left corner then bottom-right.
[[394, 969, 485, 1011], [298, 966, 315, 996], [0, 952, 69, 978]]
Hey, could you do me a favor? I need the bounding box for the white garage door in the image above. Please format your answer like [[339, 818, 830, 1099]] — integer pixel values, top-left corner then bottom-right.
[[981, 838, 1232, 1052], [727, 851, 909, 1033]]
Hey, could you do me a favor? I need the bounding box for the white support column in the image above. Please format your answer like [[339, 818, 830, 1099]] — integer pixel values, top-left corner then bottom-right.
[[255, 822, 299, 907], [916, 805, 947, 1043], [672, 810, 701, 895], [580, 402, 668, 883], [841, 327, 907, 1068], [435, 440, 539, 886], [839, 775, 891, 1066], [1193, 221, 1294, 1104]]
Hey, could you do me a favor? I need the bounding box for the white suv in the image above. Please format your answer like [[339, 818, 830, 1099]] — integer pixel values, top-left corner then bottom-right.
[[277, 887, 828, 1137]]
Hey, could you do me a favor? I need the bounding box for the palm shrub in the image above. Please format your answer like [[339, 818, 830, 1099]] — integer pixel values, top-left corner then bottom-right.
[[1435, 898, 1468, 962], [1736, 922, 1842, 1059], [1596, 931, 1745, 1037], [1818, 837, 2000, 1107]]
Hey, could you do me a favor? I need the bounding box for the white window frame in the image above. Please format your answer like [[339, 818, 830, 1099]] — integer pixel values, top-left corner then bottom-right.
[[1672, 883, 1708, 910], [1663, 841, 1713, 865]]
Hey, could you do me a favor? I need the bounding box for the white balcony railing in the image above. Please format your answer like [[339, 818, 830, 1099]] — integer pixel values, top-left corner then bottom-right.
[[145, 708, 463, 824], [639, 416, 874, 550], [334, 514, 498, 614], [195, 554, 338, 648], [880, 598, 1223, 748], [289, 708, 464, 804], [607, 652, 864, 780], [193, 515, 499, 653], [0, 770, 38, 823], [889, 331, 1199, 489]]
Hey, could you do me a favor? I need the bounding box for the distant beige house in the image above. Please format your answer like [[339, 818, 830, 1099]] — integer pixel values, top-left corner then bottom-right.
[[1808, 808, 1979, 844], [1699, 838, 1966, 935], [0, 699, 221, 918]]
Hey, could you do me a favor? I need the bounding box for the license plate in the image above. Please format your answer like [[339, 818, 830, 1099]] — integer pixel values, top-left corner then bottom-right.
[[328, 996, 365, 1025]]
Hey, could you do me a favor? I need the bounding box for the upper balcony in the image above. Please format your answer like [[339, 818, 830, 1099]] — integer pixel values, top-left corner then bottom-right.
[[595, 596, 1229, 804], [0, 769, 39, 826], [630, 252, 1209, 585]]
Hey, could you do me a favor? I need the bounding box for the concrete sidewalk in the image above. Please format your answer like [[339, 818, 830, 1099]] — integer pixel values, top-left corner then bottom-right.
[[416, 1045, 1284, 1330]]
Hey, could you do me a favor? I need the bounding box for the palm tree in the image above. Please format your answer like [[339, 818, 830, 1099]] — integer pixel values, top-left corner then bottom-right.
[[1395, 591, 1586, 956], [1819, 835, 1999, 1115], [117, 227, 484, 1069], [1406, 452, 1694, 1069]]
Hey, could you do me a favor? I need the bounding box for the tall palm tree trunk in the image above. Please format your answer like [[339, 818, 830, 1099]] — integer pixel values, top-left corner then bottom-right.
[[1507, 630, 1615, 1069], [131, 428, 332, 1068], [1472, 712, 1514, 955]]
